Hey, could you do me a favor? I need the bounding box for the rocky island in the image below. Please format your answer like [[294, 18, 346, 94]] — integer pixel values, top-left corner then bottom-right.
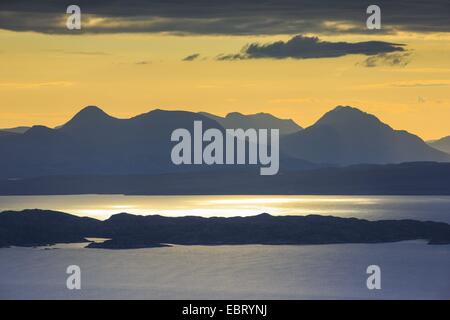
[[1, 209, 450, 249]]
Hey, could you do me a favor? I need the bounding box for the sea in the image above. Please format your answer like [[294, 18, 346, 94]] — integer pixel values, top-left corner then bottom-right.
[[1, 195, 449, 299]]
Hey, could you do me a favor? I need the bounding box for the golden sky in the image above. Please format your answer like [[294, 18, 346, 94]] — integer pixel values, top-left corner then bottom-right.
[[0, 29, 449, 140]]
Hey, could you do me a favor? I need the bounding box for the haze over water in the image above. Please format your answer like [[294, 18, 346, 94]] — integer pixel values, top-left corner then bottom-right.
[[1, 195, 450, 223]]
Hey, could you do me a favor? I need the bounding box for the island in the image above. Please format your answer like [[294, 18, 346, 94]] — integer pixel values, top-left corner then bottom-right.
[[1, 209, 450, 249]]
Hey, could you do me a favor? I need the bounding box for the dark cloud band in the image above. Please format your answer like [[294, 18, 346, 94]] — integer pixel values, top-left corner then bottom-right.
[[217, 35, 406, 60], [0, 0, 449, 35], [182, 53, 201, 61]]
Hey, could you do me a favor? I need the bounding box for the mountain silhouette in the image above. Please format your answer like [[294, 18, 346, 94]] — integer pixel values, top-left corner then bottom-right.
[[200, 111, 302, 135], [60, 106, 222, 144], [0, 126, 30, 134], [61, 105, 117, 133], [0, 209, 101, 246], [281, 106, 450, 165], [429, 135, 450, 154], [0, 107, 223, 178], [58, 107, 240, 174], [0, 105, 449, 179], [0, 124, 85, 178]]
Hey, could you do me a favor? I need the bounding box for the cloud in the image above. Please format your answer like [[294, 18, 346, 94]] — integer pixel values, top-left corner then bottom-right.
[[354, 80, 450, 90], [391, 81, 449, 88], [182, 53, 201, 61], [216, 35, 406, 60], [216, 53, 247, 61], [359, 52, 412, 67], [44, 49, 110, 56], [66, 51, 109, 56], [0, 81, 74, 90], [0, 1, 449, 35]]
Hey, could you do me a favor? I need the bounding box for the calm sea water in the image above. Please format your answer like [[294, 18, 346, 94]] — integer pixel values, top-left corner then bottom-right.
[[1, 195, 450, 299], [1, 195, 450, 222], [0, 242, 449, 299]]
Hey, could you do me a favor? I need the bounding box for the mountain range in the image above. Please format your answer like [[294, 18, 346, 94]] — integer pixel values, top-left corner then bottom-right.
[[0, 105, 449, 179], [282, 106, 449, 165], [0, 107, 229, 178]]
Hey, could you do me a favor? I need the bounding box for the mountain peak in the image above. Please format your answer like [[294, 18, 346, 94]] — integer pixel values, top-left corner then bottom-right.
[[75, 105, 109, 118], [201, 111, 302, 134], [282, 105, 450, 165], [61, 106, 116, 130], [254, 213, 273, 218], [25, 125, 55, 136], [334, 105, 361, 112], [107, 212, 143, 222], [226, 111, 286, 120], [226, 112, 244, 118], [315, 105, 384, 128], [328, 105, 370, 117]]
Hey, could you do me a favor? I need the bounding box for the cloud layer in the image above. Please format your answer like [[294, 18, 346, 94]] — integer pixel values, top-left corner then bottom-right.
[[217, 35, 406, 60], [0, 0, 449, 35]]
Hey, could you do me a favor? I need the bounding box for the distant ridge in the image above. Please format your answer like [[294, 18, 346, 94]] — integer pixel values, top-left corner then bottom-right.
[[429, 135, 450, 154], [1, 162, 450, 195], [0, 105, 449, 179], [0, 130, 18, 136], [200, 111, 302, 135], [0, 126, 30, 134]]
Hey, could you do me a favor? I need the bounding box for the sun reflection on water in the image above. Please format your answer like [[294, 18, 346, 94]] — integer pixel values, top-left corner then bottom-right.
[[2, 194, 449, 222]]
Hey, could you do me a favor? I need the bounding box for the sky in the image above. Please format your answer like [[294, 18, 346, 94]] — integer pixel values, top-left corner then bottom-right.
[[0, 0, 449, 140]]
